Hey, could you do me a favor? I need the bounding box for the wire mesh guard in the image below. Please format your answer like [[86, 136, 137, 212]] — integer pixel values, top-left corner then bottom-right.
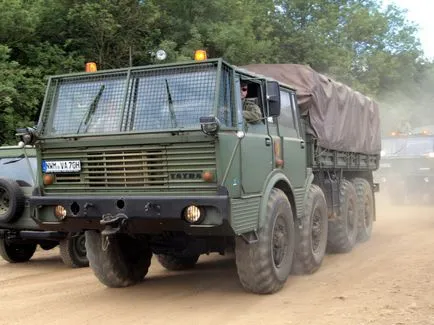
[[45, 63, 234, 136]]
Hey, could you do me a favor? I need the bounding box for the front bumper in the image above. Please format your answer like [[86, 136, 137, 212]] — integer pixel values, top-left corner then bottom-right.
[[30, 194, 232, 235], [0, 229, 67, 242]]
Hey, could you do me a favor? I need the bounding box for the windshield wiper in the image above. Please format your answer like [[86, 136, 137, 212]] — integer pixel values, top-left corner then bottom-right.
[[3, 154, 25, 164], [391, 145, 406, 156], [76, 85, 105, 134], [165, 79, 177, 128]]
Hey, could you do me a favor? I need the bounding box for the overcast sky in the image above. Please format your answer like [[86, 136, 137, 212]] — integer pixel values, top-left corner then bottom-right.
[[382, 0, 434, 59]]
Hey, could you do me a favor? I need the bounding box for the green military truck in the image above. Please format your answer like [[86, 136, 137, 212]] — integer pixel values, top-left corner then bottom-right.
[[25, 57, 381, 294], [375, 129, 434, 204], [0, 144, 88, 267]]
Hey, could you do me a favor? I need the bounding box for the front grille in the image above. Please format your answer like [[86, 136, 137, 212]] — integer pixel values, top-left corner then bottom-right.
[[42, 142, 216, 194]]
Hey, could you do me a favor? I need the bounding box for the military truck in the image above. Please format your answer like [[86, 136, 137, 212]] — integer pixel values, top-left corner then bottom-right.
[[0, 144, 88, 267], [25, 56, 380, 294], [375, 129, 434, 204]]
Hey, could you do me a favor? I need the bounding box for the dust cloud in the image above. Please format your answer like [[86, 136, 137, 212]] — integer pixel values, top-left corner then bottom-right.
[[377, 66, 434, 135]]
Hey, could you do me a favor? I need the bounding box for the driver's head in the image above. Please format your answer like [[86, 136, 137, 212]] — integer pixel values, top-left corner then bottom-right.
[[240, 81, 248, 99]]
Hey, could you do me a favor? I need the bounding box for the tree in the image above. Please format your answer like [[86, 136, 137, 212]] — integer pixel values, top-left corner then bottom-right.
[[272, 0, 426, 96], [65, 0, 161, 69], [154, 0, 276, 64], [0, 46, 44, 145], [0, 0, 431, 141]]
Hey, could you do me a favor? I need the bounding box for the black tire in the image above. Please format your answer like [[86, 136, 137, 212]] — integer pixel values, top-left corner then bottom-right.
[[157, 254, 199, 271], [327, 179, 358, 254], [235, 188, 295, 294], [59, 232, 89, 268], [292, 184, 328, 275], [85, 230, 152, 288], [352, 178, 374, 243], [0, 178, 25, 223], [0, 238, 36, 263]]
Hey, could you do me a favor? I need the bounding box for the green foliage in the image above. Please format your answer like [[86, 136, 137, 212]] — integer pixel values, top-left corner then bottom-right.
[[377, 63, 434, 134], [0, 0, 432, 142], [65, 0, 161, 69], [155, 0, 277, 64], [0, 46, 44, 144]]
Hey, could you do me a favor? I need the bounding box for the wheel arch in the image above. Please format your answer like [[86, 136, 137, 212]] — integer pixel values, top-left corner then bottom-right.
[[259, 172, 298, 229]]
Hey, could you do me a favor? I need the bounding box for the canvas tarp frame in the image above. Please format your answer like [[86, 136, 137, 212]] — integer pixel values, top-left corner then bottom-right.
[[241, 64, 381, 155]]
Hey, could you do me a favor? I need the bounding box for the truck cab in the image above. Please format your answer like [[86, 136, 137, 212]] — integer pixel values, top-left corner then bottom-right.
[[375, 130, 434, 204]]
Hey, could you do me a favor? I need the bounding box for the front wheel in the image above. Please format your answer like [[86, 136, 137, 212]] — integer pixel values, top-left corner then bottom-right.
[[59, 232, 89, 268], [85, 231, 152, 288], [235, 188, 295, 294], [0, 239, 36, 263]]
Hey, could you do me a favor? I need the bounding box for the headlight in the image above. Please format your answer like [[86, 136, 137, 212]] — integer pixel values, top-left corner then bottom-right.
[[183, 205, 203, 223], [54, 205, 67, 220]]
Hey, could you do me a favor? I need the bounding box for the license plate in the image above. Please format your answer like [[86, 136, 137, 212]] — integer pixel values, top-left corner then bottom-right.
[[42, 160, 81, 173], [380, 163, 391, 168]]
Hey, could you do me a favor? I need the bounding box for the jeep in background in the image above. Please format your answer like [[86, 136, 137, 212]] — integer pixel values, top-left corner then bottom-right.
[[375, 130, 434, 204], [0, 144, 88, 267]]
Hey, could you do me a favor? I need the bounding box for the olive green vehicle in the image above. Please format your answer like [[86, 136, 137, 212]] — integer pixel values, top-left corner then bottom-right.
[[375, 131, 434, 204], [26, 58, 381, 294], [0, 144, 88, 267]]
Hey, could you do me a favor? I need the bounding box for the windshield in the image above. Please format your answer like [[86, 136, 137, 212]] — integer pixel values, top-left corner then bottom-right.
[[44, 63, 233, 135], [381, 137, 434, 157], [0, 156, 37, 186]]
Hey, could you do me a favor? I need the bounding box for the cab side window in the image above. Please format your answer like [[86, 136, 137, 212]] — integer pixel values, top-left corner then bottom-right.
[[278, 90, 296, 129]]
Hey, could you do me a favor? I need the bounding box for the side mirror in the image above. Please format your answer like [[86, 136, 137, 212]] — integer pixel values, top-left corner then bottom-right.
[[266, 81, 281, 117], [16, 127, 37, 145]]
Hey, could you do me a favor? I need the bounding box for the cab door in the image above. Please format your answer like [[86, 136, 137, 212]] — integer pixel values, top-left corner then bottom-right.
[[236, 78, 273, 194], [268, 89, 306, 189]]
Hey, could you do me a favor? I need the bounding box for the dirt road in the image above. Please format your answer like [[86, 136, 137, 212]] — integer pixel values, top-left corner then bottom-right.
[[1, 196, 433, 325]]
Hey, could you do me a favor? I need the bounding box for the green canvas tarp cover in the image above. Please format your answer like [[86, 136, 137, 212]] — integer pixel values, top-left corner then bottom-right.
[[241, 64, 381, 155]]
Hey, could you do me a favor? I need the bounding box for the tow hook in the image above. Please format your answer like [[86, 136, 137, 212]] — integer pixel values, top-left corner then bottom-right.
[[100, 213, 128, 236]]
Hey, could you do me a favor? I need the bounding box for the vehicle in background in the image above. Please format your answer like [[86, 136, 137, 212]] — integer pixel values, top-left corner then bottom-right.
[[374, 129, 434, 204], [0, 144, 88, 267]]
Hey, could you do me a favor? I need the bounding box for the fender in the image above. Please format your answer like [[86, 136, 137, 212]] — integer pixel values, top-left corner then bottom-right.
[[257, 170, 294, 230], [257, 168, 314, 230]]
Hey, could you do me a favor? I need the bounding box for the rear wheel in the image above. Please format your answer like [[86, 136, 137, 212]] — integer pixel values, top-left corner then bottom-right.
[[157, 254, 199, 271], [0, 238, 36, 263], [292, 184, 328, 274], [59, 232, 89, 268], [352, 178, 374, 243], [327, 179, 358, 253], [235, 188, 295, 294], [85, 231, 152, 288]]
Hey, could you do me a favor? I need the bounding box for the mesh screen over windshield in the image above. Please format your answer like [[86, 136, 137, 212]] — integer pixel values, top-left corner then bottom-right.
[[41, 62, 232, 136]]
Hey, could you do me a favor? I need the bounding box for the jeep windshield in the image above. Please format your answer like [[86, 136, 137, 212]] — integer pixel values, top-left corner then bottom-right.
[[43, 62, 234, 136], [382, 137, 434, 157], [0, 156, 37, 186]]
